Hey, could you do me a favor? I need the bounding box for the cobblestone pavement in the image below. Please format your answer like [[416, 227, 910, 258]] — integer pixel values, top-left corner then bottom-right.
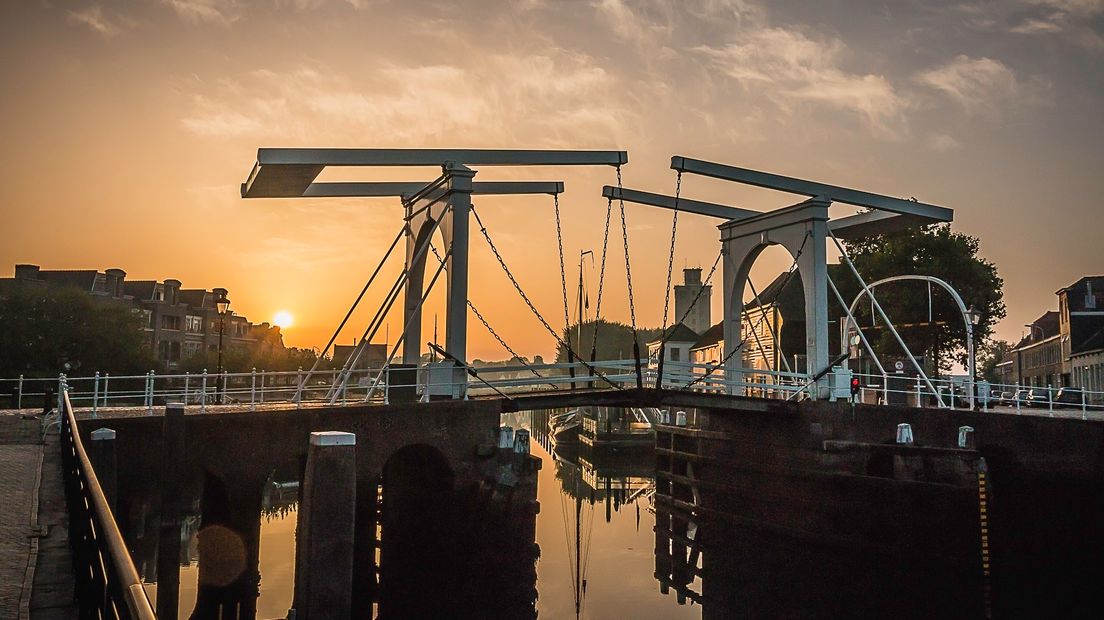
[[0, 416, 42, 619], [0, 414, 77, 619]]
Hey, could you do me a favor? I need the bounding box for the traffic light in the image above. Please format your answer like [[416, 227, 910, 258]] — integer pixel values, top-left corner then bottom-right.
[[850, 376, 861, 400]]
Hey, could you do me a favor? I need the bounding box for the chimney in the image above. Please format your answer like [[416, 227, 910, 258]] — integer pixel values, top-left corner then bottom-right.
[[14, 264, 40, 280], [164, 279, 182, 305], [104, 268, 126, 297]]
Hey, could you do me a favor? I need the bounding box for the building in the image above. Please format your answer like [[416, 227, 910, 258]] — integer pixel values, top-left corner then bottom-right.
[[1000, 276, 1104, 401], [1, 263, 284, 371], [674, 268, 712, 335]]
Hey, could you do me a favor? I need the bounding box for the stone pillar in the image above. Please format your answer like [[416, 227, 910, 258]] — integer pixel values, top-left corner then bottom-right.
[[157, 403, 185, 620], [293, 432, 357, 620], [89, 428, 118, 511]]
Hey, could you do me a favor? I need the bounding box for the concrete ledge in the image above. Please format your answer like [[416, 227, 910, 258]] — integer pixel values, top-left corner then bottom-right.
[[310, 431, 356, 447]]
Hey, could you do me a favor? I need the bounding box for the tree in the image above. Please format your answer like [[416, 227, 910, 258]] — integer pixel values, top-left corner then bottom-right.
[[839, 223, 1006, 374], [555, 319, 661, 363], [978, 339, 1013, 383], [0, 283, 157, 377]]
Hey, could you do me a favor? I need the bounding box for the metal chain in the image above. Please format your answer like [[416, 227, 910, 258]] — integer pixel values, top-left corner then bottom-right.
[[588, 195, 614, 361], [427, 242, 556, 389], [681, 233, 810, 391], [660, 170, 683, 333], [554, 192, 571, 333], [617, 165, 639, 336], [470, 205, 623, 390]]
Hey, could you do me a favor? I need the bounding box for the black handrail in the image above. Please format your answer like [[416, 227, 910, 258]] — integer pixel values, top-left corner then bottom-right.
[[59, 391, 157, 619]]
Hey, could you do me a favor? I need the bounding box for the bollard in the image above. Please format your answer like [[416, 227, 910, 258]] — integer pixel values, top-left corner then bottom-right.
[[157, 403, 186, 620], [958, 425, 975, 450], [294, 432, 356, 620], [896, 423, 914, 444], [675, 410, 687, 427], [89, 428, 117, 510]]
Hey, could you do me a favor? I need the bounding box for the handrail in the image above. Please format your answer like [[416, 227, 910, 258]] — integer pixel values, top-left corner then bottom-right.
[[59, 391, 157, 619]]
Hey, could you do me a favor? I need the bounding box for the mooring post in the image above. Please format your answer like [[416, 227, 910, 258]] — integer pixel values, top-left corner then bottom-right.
[[89, 428, 117, 510], [157, 402, 186, 620], [293, 432, 356, 620]]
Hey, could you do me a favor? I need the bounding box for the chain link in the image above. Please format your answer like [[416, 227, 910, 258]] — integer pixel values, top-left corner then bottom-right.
[[660, 170, 683, 333], [554, 192, 571, 333], [471, 205, 623, 390], [589, 195, 614, 361], [427, 242, 556, 389]]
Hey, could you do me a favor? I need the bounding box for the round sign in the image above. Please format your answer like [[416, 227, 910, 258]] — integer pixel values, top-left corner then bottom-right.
[[894, 360, 904, 371]]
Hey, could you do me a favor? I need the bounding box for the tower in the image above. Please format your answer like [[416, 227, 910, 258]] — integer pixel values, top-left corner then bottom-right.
[[674, 267, 711, 335]]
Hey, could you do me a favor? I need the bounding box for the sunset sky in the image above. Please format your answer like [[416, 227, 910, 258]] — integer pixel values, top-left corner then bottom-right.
[[1, 0, 1101, 361]]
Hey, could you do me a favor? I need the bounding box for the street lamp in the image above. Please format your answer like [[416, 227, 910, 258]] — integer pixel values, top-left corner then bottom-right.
[[966, 305, 980, 410], [214, 289, 230, 403]]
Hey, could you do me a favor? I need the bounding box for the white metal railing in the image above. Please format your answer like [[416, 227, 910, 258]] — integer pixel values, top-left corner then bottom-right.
[[3, 361, 1101, 419]]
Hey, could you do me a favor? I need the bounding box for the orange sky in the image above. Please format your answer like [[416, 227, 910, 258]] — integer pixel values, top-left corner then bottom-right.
[[1, 1, 1102, 361]]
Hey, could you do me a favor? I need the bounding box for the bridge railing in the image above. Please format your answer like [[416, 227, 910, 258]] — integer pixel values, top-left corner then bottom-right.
[[6, 362, 1103, 417], [58, 388, 157, 619]]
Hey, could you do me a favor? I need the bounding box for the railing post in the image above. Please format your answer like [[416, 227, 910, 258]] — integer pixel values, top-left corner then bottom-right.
[[184, 372, 190, 405], [260, 370, 266, 404], [58, 373, 66, 413], [1015, 382, 1021, 415], [92, 372, 100, 418], [915, 376, 922, 408], [101, 373, 109, 408], [17, 374, 23, 409], [384, 366, 390, 405], [220, 371, 228, 405], [1047, 383, 1054, 415], [1082, 388, 1088, 420], [296, 367, 303, 410], [200, 369, 208, 414], [251, 368, 257, 411], [147, 370, 156, 415]]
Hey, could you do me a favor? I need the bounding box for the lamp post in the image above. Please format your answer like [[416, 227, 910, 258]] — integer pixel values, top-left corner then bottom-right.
[[966, 305, 980, 410], [215, 290, 231, 404]]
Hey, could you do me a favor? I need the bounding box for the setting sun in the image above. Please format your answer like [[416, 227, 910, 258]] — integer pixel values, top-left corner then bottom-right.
[[273, 310, 293, 330]]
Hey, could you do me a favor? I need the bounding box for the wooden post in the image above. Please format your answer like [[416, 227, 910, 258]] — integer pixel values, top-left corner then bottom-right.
[[293, 432, 356, 620], [89, 428, 117, 511], [157, 403, 186, 620]]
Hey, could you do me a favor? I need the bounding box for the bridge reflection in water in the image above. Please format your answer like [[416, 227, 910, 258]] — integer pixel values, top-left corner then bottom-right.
[[100, 404, 1102, 619]]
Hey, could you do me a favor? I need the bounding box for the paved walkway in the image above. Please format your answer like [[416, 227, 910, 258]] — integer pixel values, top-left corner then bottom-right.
[[0, 413, 77, 619]]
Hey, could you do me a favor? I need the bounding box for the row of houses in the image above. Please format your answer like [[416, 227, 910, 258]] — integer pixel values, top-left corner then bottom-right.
[[0, 263, 285, 371], [994, 276, 1104, 395]]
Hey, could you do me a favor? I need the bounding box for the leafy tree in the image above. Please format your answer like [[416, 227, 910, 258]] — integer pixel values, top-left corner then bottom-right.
[[0, 283, 156, 377], [978, 339, 1013, 383], [555, 319, 661, 363], [838, 223, 1006, 374]]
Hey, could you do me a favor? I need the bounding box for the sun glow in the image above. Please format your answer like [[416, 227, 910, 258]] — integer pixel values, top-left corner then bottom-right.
[[273, 310, 294, 329]]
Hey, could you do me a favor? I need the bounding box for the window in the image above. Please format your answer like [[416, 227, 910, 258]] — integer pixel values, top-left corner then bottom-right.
[[161, 315, 181, 330], [670, 348, 681, 362], [185, 315, 204, 334]]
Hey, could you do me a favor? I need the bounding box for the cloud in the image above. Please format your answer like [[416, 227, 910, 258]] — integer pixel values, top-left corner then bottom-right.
[[694, 28, 906, 133], [178, 53, 638, 146], [916, 55, 1047, 114], [926, 133, 962, 153], [67, 5, 122, 37], [162, 0, 241, 26], [1012, 0, 1104, 49]]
